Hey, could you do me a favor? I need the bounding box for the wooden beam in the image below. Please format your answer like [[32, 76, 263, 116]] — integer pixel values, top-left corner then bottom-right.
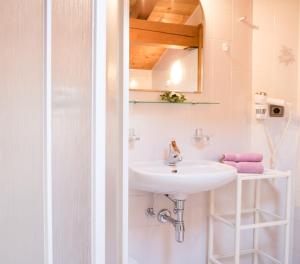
[[130, 28, 198, 48], [130, 18, 198, 37], [130, 18, 201, 48]]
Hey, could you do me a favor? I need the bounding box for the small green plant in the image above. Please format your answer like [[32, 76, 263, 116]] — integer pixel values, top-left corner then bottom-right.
[[160, 91, 186, 103]]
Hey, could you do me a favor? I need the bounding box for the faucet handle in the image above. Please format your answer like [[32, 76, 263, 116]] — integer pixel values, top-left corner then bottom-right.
[[194, 128, 210, 143], [171, 140, 180, 154]]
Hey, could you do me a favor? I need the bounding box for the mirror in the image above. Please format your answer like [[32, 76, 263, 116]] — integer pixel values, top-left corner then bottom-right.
[[129, 0, 204, 93]]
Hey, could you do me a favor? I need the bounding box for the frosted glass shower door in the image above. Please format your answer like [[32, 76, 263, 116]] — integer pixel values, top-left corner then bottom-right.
[[0, 0, 107, 263], [0, 1, 46, 263], [52, 0, 93, 263], [0, 0, 106, 264]]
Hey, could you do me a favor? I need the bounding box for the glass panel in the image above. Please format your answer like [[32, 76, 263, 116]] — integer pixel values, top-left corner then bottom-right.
[[130, 48, 199, 92], [52, 0, 92, 263], [129, 1, 204, 93], [0, 1, 45, 263], [129, 100, 220, 105]]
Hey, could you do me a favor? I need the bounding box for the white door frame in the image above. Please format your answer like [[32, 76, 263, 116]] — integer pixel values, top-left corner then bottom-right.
[[91, 0, 107, 264], [44, 0, 53, 263], [122, 0, 130, 264]]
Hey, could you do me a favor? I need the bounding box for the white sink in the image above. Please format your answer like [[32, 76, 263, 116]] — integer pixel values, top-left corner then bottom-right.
[[129, 160, 237, 199]]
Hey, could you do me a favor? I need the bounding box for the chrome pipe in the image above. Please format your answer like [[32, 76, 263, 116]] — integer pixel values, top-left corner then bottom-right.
[[175, 221, 185, 243], [157, 199, 185, 243], [174, 200, 185, 243]]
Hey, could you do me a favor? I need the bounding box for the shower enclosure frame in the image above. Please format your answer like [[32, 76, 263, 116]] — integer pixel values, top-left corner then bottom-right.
[[43, 0, 108, 263], [0, 0, 130, 262]]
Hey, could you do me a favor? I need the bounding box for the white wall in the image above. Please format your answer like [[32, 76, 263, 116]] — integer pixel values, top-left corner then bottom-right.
[[152, 49, 198, 92], [251, 0, 299, 168], [129, 0, 252, 263], [251, 0, 300, 262], [130, 49, 198, 92], [130, 69, 152, 90]]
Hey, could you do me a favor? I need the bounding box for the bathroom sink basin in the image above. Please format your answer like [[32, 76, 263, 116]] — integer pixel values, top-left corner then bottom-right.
[[129, 160, 237, 199]]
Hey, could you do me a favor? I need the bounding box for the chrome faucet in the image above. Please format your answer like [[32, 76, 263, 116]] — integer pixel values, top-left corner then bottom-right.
[[166, 140, 182, 166]]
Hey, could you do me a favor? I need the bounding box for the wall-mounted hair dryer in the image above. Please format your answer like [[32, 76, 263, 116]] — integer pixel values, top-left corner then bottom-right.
[[254, 92, 286, 120], [254, 92, 293, 169]]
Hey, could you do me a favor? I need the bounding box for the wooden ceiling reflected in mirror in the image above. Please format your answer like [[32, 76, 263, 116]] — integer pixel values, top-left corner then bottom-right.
[[129, 0, 201, 24], [129, 0, 204, 93]]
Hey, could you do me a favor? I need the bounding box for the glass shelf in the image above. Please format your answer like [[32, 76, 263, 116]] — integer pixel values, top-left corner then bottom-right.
[[129, 100, 220, 105]]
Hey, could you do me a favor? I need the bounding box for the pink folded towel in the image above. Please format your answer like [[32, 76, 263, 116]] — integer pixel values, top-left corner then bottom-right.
[[221, 153, 263, 162], [223, 161, 264, 174]]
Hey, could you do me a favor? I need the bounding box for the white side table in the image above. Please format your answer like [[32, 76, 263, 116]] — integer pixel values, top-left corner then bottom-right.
[[208, 170, 292, 264]]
